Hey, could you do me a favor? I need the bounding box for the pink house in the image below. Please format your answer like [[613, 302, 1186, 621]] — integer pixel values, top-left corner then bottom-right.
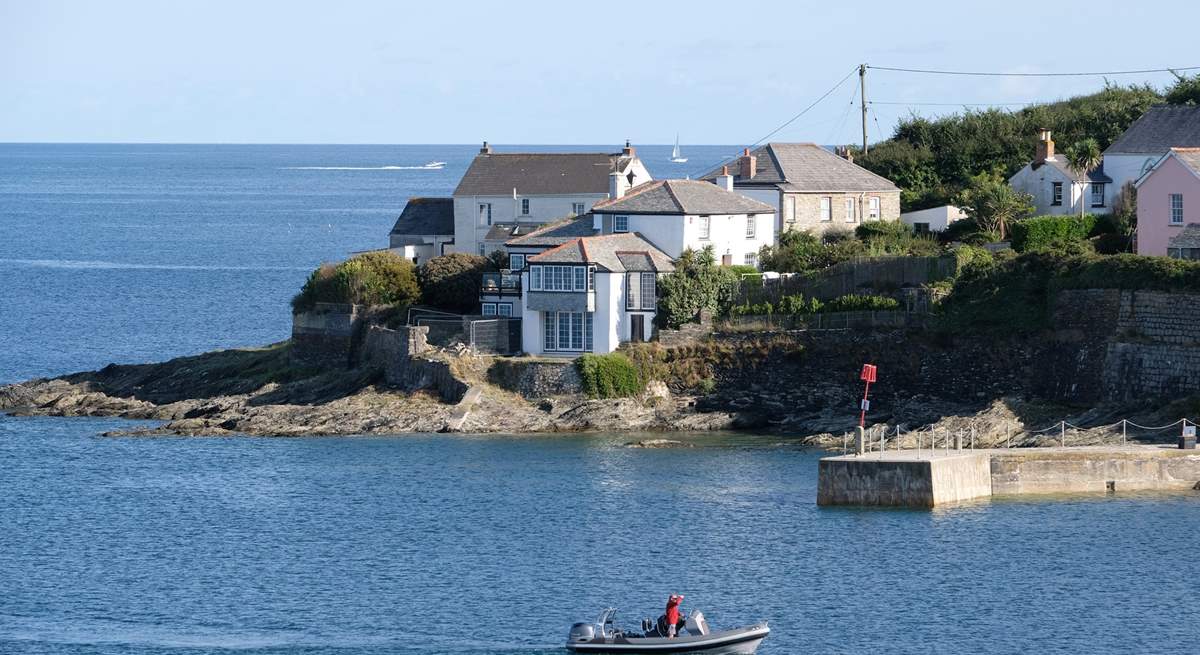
[[1135, 148, 1200, 258]]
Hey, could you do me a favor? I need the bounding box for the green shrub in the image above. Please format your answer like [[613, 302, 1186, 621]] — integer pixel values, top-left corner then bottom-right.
[[952, 245, 995, 273], [1092, 232, 1131, 254], [726, 264, 760, 276], [657, 246, 740, 328], [291, 250, 420, 313], [855, 221, 912, 241], [1009, 215, 1097, 252], [728, 300, 774, 317], [777, 294, 824, 315], [821, 294, 900, 312], [418, 253, 494, 312], [577, 352, 644, 399]]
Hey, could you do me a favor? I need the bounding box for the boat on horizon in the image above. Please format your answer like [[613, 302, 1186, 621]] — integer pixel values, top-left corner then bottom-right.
[[670, 135, 688, 163], [422, 161, 446, 169]]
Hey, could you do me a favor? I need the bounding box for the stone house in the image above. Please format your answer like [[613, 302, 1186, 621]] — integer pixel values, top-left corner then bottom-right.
[[1009, 130, 1113, 216], [1134, 148, 1200, 257], [699, 142, 900, 236]]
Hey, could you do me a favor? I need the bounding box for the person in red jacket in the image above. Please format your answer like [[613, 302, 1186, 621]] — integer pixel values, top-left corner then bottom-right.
[[665, 594, 684, 638]]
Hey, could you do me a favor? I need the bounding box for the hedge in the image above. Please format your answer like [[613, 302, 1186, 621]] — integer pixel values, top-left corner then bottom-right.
[[1009, 215, 1097, 252], [417, 253, 493, 313], [821, 294, 900, 312], [577, 353, 644, 399], [291, 251, 420, 313]]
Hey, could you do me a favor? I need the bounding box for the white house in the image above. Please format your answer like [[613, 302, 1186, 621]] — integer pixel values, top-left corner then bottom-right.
[[1009, 130, 1113, 216], [1104, 105, 1200, 199], [450, 142, 651, 256], [899, 205, 967, 233], [516, 232, 674, 355], [588, 178, 777, 268], [387, 198, 455, 265]]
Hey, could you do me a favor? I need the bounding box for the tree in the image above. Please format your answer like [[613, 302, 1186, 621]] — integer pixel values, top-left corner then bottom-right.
[[1166, 72, 1200, 105], [954, 173, 1034, 240], [1065, 138, 1102, 218], [291, 250, 420, 313], [656, 245, 740, 328], [417, 253, 494, 312]]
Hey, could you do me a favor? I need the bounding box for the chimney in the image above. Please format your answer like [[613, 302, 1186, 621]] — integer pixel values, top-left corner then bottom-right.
[[738, 147, 757, 179], [837, 145, 854, 164], [716, 164, 734, 192], [480, 140, 492, 155], [1035, 129, 1054, 164], [609, 171, 627, 199], [622, 139, 635, 157]]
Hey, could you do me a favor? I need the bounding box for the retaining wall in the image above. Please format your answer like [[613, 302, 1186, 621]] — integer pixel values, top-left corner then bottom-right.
[[990, 448, 1200, 494], [488, 358, 582, 398], [291, 303, 365, 368]]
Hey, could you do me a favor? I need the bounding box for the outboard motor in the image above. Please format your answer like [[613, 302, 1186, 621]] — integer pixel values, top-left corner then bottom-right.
[[568, 622, 596, 643], [685, 610, 710, 636]]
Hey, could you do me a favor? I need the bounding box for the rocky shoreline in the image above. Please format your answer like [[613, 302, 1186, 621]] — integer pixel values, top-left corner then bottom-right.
[[0, 335, 1188, 448]]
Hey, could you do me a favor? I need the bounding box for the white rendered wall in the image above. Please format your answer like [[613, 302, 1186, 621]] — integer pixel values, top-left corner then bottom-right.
[[451, 193, 609, 255]]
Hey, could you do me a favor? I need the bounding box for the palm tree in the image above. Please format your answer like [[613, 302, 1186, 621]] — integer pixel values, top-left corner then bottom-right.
[[1066, 138, 1102, 219]]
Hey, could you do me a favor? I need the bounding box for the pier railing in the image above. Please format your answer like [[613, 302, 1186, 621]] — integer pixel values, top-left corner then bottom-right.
[[841, 418, 1198, 456]]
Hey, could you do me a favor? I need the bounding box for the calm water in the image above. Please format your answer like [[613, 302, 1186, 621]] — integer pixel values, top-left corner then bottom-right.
[[2, 145, 1200, 653]]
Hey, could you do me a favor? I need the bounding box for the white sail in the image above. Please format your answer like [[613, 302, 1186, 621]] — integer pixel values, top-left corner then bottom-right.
[[670, 134, 687, 163]]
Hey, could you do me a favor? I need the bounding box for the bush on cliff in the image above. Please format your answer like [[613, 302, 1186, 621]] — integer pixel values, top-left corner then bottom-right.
[[291, 251, 420, 313], [577, 352, 643, 399], [1009, 215, 1097, 252], [418, 253, 494, 313], [822, 294, 900, 312]]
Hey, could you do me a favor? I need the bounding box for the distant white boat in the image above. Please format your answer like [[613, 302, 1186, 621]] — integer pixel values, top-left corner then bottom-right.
[[670, 135, 688, 163], [423, 161, 446, 169]]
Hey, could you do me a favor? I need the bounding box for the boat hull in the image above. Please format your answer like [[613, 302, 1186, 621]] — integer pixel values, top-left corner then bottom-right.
[[566, 625, 767, 654]]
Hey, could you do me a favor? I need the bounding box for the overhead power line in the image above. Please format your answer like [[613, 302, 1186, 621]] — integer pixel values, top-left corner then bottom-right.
[[867, 64, 1200, 77], [689, 66, 859, 177]]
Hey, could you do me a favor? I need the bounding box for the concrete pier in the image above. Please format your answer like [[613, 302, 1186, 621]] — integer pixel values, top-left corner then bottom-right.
[[818, 445, 1200, 507]]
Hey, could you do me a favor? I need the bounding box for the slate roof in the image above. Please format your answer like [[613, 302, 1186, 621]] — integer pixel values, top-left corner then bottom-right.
[[529, 232, 675, 273], [453, 152, 636, 196], [505, 216, 597, 247], [591, 179, 775, 215], [1168, 223, 1200, 249], [483, 222, 545, 242], [389, 197, 454, 236], [1171, 148, 1200, 175], [1033, 155, 1113, 183], [1106, 106, 1200, 154], [699, 143, 900, 192]]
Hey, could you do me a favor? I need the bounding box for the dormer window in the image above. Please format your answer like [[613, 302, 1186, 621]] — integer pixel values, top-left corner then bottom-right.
[[521, 198, 530, 215], [614, 215, 629, 233]]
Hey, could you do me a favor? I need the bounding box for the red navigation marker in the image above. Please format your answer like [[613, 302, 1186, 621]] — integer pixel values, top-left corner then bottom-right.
[[859, 364, 877, 427]]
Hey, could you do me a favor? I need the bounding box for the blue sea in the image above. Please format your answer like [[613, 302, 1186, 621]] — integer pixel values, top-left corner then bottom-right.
[[2, 144, 1199, 654]]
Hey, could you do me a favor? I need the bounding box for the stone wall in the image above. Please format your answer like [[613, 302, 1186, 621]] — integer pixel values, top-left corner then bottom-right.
[[990, 448, 1200, 494], [817, 453, 992, 508], [487, 358, 582, 399], [1050, 289, 1200, 402], [357, 325, 467, 402], [291, 303, 365, 368], [782, 191, 902, 236], [657, 310, 714, 347]]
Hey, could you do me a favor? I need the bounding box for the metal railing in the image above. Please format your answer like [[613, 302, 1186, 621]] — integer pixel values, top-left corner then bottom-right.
[[481, 272, 522, 296]]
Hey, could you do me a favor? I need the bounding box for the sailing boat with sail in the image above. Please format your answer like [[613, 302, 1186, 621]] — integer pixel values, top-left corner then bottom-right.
[[670, 134, 687, 163]]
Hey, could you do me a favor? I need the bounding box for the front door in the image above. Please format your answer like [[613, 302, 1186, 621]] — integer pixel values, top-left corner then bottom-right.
[[630, 314, 644, 343]]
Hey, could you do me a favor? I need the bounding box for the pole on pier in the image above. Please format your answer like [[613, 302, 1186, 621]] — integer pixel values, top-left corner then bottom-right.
[[1006, 422, 1011, 449], [1060, 421, 1066, 448], [1121, 419, 1126, 446], [855, 426, 865, 456]]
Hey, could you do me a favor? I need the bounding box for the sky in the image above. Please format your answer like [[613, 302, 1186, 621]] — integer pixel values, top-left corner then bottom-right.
[[3, 0, 1200, 145]]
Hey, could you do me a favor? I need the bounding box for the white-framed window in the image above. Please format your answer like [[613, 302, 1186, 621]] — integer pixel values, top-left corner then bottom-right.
[[820, 197, 832, 221], [497, 303, 512, 317], [572, 202, 586, 215], [786, 196, 797, 223], [845, 197, 856, 222], [614, 215, 629, 233], [481, 303, 497, 316], [588, 266, 595, 291], [745, 215, 756, 239], [744, 252, 758, 269], [868, 196, 880, 219], [640, 273, 656, 310], [478, 203, 492, 225], [544, 311, 592, 351], [626, 273, 641, 310], [699, 215, 711, 239], [509, 253, 526, 271], [478, 244, 486, 255], [1052, 182, 1063, 206], [521, 198, 530, 215], [531, 265, 588, 291], [1171, 193, 1184, 225], [1091, 183, 1105, 208]]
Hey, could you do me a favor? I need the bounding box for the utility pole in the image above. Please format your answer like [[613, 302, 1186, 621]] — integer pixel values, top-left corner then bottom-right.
[[860, 63, 868, 155]]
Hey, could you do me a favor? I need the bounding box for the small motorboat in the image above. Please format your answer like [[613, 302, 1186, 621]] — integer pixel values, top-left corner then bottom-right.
[[566, 607, 768, 654], [422, 161, 446, 169]]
